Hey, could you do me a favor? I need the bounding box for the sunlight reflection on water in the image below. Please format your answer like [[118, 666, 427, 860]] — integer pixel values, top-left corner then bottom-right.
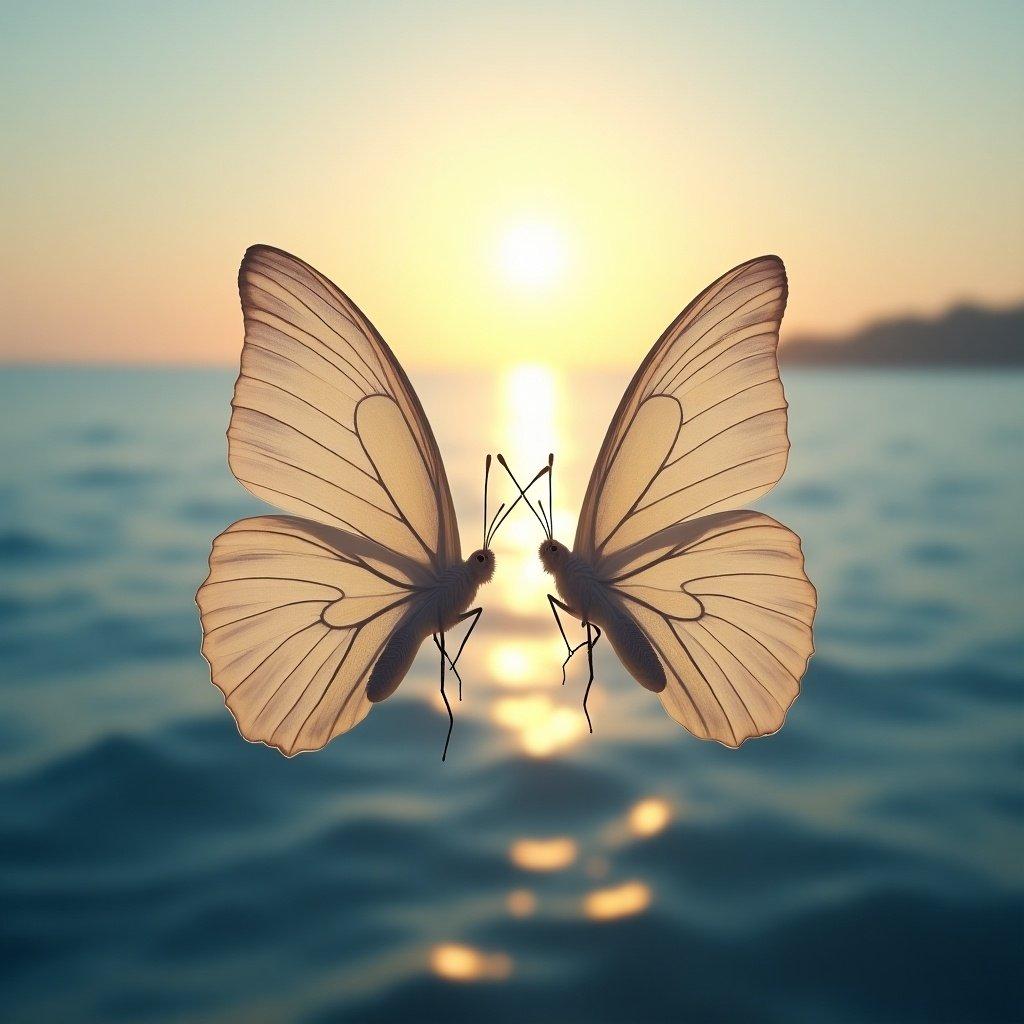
[[627, 797, 673, 838], [509, 837, 578, 872], [492, 363, 560, 617], [505, 889, 537, 918], [485, 362, 598, 760], [583, 881, 653, 921], [430, 944, 514, 983], [486, 639, 563, 687], [491, 694, 588, 756]]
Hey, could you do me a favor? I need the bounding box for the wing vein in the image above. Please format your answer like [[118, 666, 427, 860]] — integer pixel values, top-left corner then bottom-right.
[[650, 278, 780, 395], [205, 599, 332, 634], [241, 366, 361, 441], [261, 259, 391, 392], [270, 628, 358, 748], [637, 453, 787, 516], [220, 620, 322, 697], [247, 271, 384, 394], [245, 303, 373, 397], [683, 621, 754, 738], [235, 446, 401, 520], [665, 406, 788, 470], [696, 591, 810, 626]]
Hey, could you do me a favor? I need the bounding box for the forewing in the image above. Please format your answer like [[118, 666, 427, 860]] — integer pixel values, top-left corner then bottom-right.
[[197, 516, 426, 756], [576, 256, 789, 565], [229, 245, 460, 571], [609, 511, 815, 747]]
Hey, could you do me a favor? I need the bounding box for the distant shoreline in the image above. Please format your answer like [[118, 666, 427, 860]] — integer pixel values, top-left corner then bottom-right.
[[782, 302, 1023, 367]]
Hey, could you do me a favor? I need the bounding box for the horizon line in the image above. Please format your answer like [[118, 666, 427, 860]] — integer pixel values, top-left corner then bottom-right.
[[2, 295, 1021, 370]]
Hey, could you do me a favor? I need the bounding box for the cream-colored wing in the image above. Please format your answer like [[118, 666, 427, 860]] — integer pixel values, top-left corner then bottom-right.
[[230, 245, 460, 571], [197, 516, 424, 756], [607, 511, 815, 747], [575, 256, 789, 565]]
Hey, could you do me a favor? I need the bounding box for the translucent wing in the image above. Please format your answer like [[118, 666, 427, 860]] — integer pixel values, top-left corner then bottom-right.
[[230, 244, 460, 570], [575, 256, 789, 566], [197, 516, 427, 756], [607, 511, 815, 747]]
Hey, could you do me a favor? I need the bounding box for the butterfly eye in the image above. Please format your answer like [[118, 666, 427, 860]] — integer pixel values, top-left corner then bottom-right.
[[476, 554, 485, 562], [549, 545, 557, 553]]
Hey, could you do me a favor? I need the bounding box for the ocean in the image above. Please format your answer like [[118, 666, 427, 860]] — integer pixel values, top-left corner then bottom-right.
[[1, 366, 1021, 1023]]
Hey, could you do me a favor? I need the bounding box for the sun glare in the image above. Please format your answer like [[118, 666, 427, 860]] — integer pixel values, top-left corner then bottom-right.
[[498, 222, 567, 289]]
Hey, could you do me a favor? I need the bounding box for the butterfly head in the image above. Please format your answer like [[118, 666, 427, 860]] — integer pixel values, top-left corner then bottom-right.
[[539, 538, 569, 574], [467, 547, 496, 584]]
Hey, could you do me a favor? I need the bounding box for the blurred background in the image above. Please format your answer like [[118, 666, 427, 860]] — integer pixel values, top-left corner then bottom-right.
[[1, 3, 1022, 1022]]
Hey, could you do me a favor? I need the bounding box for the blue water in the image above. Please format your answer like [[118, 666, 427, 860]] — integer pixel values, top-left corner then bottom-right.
[[1, 367, 1021, 1023]]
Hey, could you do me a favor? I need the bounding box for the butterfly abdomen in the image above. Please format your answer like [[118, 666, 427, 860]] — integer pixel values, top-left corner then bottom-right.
[[367, 626, 419, 703], [603, 608, 667, 694]]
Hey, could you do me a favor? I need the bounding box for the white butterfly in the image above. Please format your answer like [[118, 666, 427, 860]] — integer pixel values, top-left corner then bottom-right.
[[196, 245, 532, 758], [501, 255, 817, 746]]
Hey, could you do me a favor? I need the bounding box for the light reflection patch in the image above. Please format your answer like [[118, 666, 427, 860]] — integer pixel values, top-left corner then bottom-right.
[[583, 881, 652, 921], [506, 888, 537, 918], [492, 695, 587, 756], [430, 944, 513, 982], [628, 797, 672, 837], [509, 836, 578, 871]]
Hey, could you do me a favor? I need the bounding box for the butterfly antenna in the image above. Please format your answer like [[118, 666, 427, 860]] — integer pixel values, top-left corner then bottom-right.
[[482, 454, 491, 550], [536, 500, 551, 537], [489, 465, 549, 542], [547, 453, 554, 539], [494, 455, 551, 539], [484, 502, 506, 549]]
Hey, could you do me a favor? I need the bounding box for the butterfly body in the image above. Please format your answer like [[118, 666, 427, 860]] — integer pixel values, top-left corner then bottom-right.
[[541, 540, 667, 694], [367, 550, 494, 702]]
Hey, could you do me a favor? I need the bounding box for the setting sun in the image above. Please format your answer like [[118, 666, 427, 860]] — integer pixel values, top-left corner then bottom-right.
[[497, 222, 568, 290]]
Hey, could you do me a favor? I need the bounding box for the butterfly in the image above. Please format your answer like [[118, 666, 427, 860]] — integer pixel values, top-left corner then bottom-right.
[[196, 245, 534, 759], [499, 255, 816, 746]]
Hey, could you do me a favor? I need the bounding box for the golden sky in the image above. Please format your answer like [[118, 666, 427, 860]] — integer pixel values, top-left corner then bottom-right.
[[2, 2, 1022, 368]]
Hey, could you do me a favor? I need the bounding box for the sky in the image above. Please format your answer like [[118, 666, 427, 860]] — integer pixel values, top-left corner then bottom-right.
[[2, 1, 1022, 368]]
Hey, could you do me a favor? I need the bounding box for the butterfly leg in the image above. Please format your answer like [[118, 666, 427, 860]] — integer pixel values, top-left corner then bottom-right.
[[582, 621, 603, 734], [432, 607, 482, 716], [433, 634, 463, 699], [549, 594, 586, 685], [436, 628, 454, 762], [448, 607, 483, 701]]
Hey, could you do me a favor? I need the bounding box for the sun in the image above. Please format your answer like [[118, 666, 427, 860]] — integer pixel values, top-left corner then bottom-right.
[[497, 221, 567, 289]]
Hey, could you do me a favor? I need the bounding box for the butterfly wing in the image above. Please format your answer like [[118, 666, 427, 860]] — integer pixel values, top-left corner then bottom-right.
[[573, 256, 815, 744], [574, 256, 789, 562], [198, 516, 426, 755], [229, 244, 460, 570], [198, 245, 458, 754], [604, 511, 815, 746]]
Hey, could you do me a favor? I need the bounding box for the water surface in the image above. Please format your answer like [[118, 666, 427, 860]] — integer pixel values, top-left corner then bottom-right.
[[1, 367, 1021, 1022]]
